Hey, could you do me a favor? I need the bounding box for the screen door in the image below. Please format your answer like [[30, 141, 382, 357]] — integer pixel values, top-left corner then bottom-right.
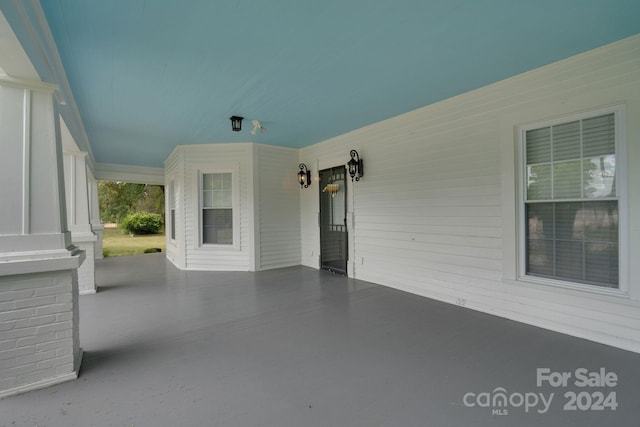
[[319, 166, 348, 275]]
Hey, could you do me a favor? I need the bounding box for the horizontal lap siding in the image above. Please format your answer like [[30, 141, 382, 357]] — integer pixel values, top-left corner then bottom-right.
[[258, 146, 301, 270], [182, 145, 252, 271], [352, 119, 504, 292], [299, 36, 640, 352]]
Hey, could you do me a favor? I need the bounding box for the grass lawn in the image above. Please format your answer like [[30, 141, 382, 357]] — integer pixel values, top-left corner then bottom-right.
[[102, 227, 166, 257]]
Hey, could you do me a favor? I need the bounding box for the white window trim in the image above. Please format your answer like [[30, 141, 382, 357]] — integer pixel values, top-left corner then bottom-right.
[[197, 166, 241, 250], [516, 104, 629, 296]]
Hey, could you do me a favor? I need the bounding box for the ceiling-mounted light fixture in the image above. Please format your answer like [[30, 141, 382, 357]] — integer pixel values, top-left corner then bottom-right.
[[230, 116, 244, 132], [348, 149, 363, 181], [298, 163, 311, 188], [251, 120, 266, 135]]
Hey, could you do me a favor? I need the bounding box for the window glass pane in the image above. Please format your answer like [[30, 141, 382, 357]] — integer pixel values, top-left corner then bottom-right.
[[222, 173, 232, 189], [585, 242, 618, 287], [170, 209, 176, 240], [527, 238, 553, 277], [552, 121, 580, 161], [203, 208, 233, 244], [555, 241, 584, 281], [527, 164, 551, 200], [553, 160, 581, 199], [169, 181, 175, 208], [526, 202, 554, 277], [222, 191, 232, 206], [203, 174, 213, 190], [583, 114, 615, 157], [527, 204, 553, 240], [525, 201, 618, 287], [555, 202, 582, 240], [203, 173, 233, 208], [583, 201, 617, 242], [526, 128, 551, 164], [203, 190, 213, 207], [211, 174, 223, 190], [583, 155, 616, 198], [206, 190, 224, 208]]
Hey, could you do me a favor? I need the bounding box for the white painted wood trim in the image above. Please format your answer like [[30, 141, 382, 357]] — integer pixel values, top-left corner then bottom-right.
[[250, 144, 260, 271], [95, 162, 165, 185], [0, 72, 57, 92], [3, 0, 96, 171], [21, 88, 31, 234], [0, 248, 84, 276]]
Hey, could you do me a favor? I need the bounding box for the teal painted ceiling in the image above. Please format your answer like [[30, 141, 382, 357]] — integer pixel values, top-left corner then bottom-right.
[[10, 1, 640, 167]]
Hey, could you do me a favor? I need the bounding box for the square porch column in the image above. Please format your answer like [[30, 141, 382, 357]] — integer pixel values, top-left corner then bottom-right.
[[88, 172, 104, 259], [63, 151, 97, 295], [0, 74, 83, 398]]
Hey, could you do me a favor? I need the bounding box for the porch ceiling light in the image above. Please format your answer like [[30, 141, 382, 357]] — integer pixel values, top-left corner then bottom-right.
[[298, 163, 311, 188], [348, 149, 363, 181], [230, 116, 244, 132]]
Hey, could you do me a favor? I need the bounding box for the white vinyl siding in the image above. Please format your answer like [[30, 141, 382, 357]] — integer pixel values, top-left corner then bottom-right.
[[165, 143, 301, 271], [521, 110, 622, 289], [171, 144, 251, 271], [257, 145, 301, 270], [299, 36, 639, 352]]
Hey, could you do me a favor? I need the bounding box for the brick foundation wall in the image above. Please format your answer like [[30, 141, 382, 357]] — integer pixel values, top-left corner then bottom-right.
[[0, 269, 80, 396]]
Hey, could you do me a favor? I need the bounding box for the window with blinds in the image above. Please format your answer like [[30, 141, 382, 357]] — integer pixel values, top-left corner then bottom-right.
[[202, 172, 233, 245], [169, 180, 176, 241], [523, 112, 619, 288]]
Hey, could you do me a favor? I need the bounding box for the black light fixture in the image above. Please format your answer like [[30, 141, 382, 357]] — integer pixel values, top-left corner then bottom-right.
[[348, 149, 363, 181], [298, 163, 311, 188], [230, 116, 244, 132]]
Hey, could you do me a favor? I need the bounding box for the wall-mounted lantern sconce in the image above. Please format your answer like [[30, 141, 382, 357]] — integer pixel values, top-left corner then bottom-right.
[[230, 116, 244, 132], [298, 163, 311, 188], [348, 149, 363, 181]]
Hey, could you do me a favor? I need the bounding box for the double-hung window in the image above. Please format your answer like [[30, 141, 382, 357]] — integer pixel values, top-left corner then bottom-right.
[[202, 172, 233, 245], [168, 180, 176, 241], [520, 108, 624, 289]]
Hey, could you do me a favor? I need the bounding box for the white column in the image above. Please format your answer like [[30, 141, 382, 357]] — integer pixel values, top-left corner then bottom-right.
[[63, 151, 98, 295], [0, 74, 83, 398], [88, 171, 104, 259]]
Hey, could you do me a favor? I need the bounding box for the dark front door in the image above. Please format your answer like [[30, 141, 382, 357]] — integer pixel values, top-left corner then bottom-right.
[[319, 166, 348, 275]]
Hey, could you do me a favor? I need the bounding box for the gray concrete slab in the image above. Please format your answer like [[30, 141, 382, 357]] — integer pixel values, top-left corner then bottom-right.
[[2, 253, 639, 426]]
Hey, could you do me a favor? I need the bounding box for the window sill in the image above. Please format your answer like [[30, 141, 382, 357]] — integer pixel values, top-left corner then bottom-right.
[[517, 275, 628, 299], [200, 243, 240, 251]]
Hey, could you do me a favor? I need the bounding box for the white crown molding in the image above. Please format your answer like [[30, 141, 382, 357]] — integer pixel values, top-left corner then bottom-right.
[[0, 71, 57, 91]]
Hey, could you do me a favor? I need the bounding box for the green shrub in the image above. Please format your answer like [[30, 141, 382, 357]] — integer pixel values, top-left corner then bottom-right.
[[120, 212, 163, 235]]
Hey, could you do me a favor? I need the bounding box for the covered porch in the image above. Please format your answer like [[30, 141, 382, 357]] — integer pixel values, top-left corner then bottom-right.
[[4, 253, 639, 426]]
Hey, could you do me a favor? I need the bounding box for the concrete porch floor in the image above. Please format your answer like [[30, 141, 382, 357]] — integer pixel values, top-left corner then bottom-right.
[[3, 253, 639, 426]]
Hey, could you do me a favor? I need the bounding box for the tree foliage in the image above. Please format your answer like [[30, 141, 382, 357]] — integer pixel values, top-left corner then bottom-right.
[[98, 182, 165, 223]]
